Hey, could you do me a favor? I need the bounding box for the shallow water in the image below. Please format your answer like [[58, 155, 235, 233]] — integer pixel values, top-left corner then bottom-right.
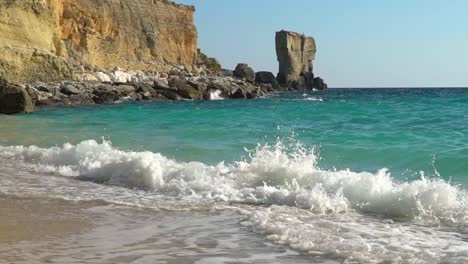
[[1, 88, 468, 263]]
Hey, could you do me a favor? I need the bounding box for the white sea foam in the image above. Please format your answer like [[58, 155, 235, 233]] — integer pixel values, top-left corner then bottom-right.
[[240, 205, 468, 263], [2, 140, 468, 262], [302, 97, 323, 101], [1, 139, 466, 225], [209, 90, 224, 100]]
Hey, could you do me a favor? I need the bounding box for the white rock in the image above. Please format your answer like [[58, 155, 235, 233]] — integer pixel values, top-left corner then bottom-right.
[[96, 72, 112, 82], [113, 70, 132, 83]]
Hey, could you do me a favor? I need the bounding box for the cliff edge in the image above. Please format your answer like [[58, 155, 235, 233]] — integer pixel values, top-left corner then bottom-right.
[[0, 0, 198, 83]]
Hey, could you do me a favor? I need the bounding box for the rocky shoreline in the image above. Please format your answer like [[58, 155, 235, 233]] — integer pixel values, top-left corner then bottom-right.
[[0, 0, 329, 115], [0, 27, 328, 115], [0, 63, 327, 115]]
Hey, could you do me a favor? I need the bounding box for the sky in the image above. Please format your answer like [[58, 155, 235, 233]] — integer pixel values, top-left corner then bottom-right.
[[177, 0, 468, 88]]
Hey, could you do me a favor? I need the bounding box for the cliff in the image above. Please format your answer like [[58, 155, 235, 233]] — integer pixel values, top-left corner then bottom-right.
[[276, 30, 326, 90], [0, 0, 198, 83]]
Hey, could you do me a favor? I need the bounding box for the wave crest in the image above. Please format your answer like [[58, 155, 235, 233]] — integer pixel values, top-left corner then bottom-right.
[[1, 139, 467, 225]]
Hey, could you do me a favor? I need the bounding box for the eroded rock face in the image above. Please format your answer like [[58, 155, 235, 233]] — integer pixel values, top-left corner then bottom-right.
[[0, 77, 35, 114], [0, 0, 198, 83], [275, 30, 316, 88]]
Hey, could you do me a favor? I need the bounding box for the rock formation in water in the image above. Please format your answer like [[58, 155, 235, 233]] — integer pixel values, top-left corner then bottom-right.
[[0, 0, 198, 83], [0, 77, 35, 114], [233, 63, 255, 83], [275, 30, 327, 90]]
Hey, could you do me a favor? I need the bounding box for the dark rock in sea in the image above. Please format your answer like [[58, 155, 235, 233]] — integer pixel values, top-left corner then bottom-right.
[[178, 85, 203, 100], [255, 87, 267, 98], [255, 71, 280, 89], [259, 83, 274, 93], [313, 77, 328, 90], [187, 80, 208, 93], [69, 93, 95, 105], [169, 79, 203, 100], [233, 63, 255, 83], [302, 71, 315, 90], [0, 77, 35, 114], [159, 89, 183, 101], [230, 87, 247, 99], [37, 97, 66, 107], [207, 82, 226, 92], [92, 85, 120, 104], [135, 83, 156, 99]]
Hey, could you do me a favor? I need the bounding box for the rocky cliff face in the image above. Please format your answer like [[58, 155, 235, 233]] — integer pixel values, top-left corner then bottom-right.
[[276, 30, 326, 89], [0, 0, 198, 83]]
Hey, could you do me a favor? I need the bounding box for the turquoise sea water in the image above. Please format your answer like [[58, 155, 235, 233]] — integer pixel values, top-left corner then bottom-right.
[[2, 88, 468, 184], [2, 88, 468, 263]]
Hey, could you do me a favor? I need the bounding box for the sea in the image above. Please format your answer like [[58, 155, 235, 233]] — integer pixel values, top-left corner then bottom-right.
[[1, 88, 468, 263]]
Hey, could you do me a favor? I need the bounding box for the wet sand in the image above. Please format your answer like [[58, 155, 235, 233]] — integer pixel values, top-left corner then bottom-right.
[[0, 197, 93, 263], [0, 196, 316, 264]]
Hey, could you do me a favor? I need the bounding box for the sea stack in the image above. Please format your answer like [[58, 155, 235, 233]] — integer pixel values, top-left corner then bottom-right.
[[275, 30, 327, 90]]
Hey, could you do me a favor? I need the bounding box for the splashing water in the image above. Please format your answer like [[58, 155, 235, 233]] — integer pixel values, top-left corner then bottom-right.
[[209, 90, 224, 100], [1, 139, 467, 226]]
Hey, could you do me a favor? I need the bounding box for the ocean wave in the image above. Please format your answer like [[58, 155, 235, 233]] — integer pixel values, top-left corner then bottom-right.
[[291, 96, 323, 102], [0, 139, 467, 225]]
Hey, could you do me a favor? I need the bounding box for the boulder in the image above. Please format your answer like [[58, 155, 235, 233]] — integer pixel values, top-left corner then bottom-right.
[[159, 89, 183, 101], [207, 82, 228, 93], [187, 80, 208, 92], [255, 71, 280, 89], [115, 84, 136, 95], [233, 63, 255, 83], [169, 79, 203, 100], [135, 83, 158, 100], [92, 85, 119, 104], [154, 80, 170, 90], [241, 83, 260, 99], [313, 77, 328, 90], [61, 85, 82, 95], [230, 87, 246, 99], [69, 94, 95, 105], [259, 83, 274, 93], [0, 77, 35, 114]]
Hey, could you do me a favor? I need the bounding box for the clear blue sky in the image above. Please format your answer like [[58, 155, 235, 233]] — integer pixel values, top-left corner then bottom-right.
[[177, 0, 468, 87]]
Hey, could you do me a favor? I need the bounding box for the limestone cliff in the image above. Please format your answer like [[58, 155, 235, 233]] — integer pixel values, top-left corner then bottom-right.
[[0, 0, 198, 83], [276, 30, 321, 89]]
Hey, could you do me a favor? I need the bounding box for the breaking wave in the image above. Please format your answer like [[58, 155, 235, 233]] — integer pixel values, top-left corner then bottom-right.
[[1, 139, 467, 226]]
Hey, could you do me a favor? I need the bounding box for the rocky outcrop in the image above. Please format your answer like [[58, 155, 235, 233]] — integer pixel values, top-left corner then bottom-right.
[[233, 63, 255, 83], [14, 71, 268, 111], [313, 77, 328, 90], [0, 0, 198, 83], [255, 71, 280, 89], [276, 30, 327, 90], [0, 77, 35, 114]]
